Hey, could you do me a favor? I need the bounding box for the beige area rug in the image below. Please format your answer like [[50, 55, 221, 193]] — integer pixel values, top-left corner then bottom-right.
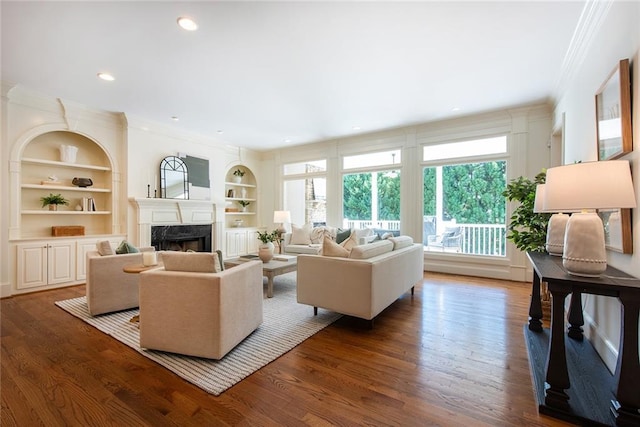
[[55, 272, 341, 396]]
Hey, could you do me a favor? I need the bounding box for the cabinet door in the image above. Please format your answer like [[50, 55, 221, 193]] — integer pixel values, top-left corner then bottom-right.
[[237, 231, 248, 255], [246, 229, 259, 254], [47, 241, 75, 284], [16, 243, 48, 289], [76, 241, 96, 281], [226, 231, 241, 258]]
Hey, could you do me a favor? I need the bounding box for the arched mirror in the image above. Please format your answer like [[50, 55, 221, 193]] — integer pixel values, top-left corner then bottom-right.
[[160, 156, 189, 199]]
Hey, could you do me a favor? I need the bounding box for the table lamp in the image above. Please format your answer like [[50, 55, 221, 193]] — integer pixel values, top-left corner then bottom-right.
[[273, 210, 291, 253], [533, 183, 571, 256], [543, 160, 636, 276]]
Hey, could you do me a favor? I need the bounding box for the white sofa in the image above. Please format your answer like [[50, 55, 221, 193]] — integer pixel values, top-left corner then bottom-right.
[[296, 236, 424, 322]]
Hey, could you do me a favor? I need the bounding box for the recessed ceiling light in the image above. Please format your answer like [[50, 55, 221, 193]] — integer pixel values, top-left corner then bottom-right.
[[284, 139, 292, 143], [171, 116, 179, 121], [452, 107, 461, 112], [97, 72, 115, 81], [352, 126, 361, 130], [177, 17, 198, 31]]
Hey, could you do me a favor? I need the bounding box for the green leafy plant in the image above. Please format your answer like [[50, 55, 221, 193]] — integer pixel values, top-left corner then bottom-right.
[[233, 168, 245, 177], [257, 230, 278, 244], [237, 200, 251, 208], [502, 170, 550, 252], [40, 193, 69, 207]]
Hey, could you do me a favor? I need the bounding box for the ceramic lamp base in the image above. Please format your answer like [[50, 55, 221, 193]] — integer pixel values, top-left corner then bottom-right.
[[562, 212, 607, 277], [546, 213, 569, 256]]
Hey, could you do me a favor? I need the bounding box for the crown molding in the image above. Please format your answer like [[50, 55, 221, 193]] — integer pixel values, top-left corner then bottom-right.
[[553, 0, 613, 100]]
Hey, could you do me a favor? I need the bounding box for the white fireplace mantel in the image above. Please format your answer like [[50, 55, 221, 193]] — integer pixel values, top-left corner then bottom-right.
[[130, 198, 219, 247]]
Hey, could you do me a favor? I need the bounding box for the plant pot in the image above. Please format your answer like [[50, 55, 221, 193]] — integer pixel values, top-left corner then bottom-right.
[[232, 176, 242, 184], [258, 242, 274, 263], [48, 204, 57, 211]]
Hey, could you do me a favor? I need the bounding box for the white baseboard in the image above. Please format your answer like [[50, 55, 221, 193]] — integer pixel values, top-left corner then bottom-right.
[[583, 311, 618, 374], [0, 282, 13, 298], [425, 258, 512, 281]]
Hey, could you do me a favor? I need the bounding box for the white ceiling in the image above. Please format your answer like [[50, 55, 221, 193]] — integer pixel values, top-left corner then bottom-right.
[[1, 1, 585, 151]]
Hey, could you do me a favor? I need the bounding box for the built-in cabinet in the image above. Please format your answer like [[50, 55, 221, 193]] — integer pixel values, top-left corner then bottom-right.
[[16, 236, 124, 290], [16, 240, 75, 289], [11, 129, 124, 294], [223, 165, 260, 257], [225, 228, 260, 258]]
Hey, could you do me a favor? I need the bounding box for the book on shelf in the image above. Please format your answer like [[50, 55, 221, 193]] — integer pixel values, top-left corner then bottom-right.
[[240, 254, 259, 260], [82, 197, 96, 212]]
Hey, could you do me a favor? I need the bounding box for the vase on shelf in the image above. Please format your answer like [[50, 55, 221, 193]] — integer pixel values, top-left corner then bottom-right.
[[240, 187, 248, 198], [59, 144, 78, 163], [232, 176, 242, 184], [48, 204, 57, 211], [258, 242, 275, 263]]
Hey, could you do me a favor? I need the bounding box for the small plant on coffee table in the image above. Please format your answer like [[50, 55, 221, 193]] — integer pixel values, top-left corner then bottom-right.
[[257, 230, 278, 244]]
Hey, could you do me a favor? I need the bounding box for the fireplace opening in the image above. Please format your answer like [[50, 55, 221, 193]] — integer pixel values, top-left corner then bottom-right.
[[151, 224, 212, 252]]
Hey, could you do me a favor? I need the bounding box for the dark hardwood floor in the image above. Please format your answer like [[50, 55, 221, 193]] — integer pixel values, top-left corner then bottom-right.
[[1, 273, 573, 426]]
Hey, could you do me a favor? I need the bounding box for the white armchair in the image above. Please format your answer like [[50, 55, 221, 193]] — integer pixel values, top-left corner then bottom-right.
[[85, 247, 155, 316], [138, 258, 263, 359]]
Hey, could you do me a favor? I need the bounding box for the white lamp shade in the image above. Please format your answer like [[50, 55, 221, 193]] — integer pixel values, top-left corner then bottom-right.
[[544, 160, 636, 211], [533, 184, 546, 213], [273, 210, 291, 224]]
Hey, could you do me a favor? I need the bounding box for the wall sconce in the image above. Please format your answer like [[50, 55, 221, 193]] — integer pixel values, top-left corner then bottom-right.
[[544, 160, 636, 276]]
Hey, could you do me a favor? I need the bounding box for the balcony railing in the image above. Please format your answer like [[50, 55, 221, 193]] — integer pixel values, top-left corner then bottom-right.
[[343, 220, 506, 257]]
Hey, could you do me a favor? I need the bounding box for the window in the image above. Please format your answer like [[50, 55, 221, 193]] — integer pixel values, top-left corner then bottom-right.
[[423, 137, 507, 256], [342, 149, 401, 232], [283, 160, 326, 226]]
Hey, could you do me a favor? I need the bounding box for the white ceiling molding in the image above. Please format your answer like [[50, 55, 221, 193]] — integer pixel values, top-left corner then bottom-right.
[[553, 0, 613, 100]]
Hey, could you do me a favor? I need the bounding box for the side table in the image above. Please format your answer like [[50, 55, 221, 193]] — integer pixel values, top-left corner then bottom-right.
[[526, 251, 640, 426]]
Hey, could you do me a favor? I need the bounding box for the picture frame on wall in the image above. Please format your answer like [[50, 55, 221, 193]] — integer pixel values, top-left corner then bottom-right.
[[595, 58, 632, 160], [597, 208, 632, 254]]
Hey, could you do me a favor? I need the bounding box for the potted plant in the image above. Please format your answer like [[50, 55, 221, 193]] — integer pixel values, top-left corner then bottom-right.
[[232, 168, 245, 183], [502, 170, 550, 252], [40, 193, 70, 211], [237, 200, 250, 212], [256, 230, 278, 262]]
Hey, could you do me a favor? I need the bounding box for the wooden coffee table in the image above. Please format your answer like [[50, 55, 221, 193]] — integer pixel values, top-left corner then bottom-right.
[[224, 256, 297, 298]]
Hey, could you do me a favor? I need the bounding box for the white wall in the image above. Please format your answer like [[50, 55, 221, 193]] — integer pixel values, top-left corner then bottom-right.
[[553, 0, 640, 372]]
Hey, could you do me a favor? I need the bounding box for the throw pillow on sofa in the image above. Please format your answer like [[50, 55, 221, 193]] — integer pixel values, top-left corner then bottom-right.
[[115, 240, 139, 254], [310, 226, 337, 244], [336, 228, 351, 244], [340, 230, 359, 251], [322, 236, 350, 258], [290, 224, 313, 245], [96, 240, 113, 256]]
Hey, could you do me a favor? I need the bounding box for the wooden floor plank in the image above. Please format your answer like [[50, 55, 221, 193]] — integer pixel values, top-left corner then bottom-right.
[[1, 273, 574, 426]]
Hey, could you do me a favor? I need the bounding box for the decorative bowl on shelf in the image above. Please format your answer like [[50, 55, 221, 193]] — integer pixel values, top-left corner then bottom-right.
[[72, 177, 93, 188]]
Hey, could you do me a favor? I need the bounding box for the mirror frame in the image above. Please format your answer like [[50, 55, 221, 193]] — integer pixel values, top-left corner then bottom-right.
[[160, 156, 189, 199]]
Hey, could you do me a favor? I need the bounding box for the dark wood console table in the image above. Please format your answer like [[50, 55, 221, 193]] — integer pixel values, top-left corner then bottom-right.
[[526, 251, 640, 427]]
